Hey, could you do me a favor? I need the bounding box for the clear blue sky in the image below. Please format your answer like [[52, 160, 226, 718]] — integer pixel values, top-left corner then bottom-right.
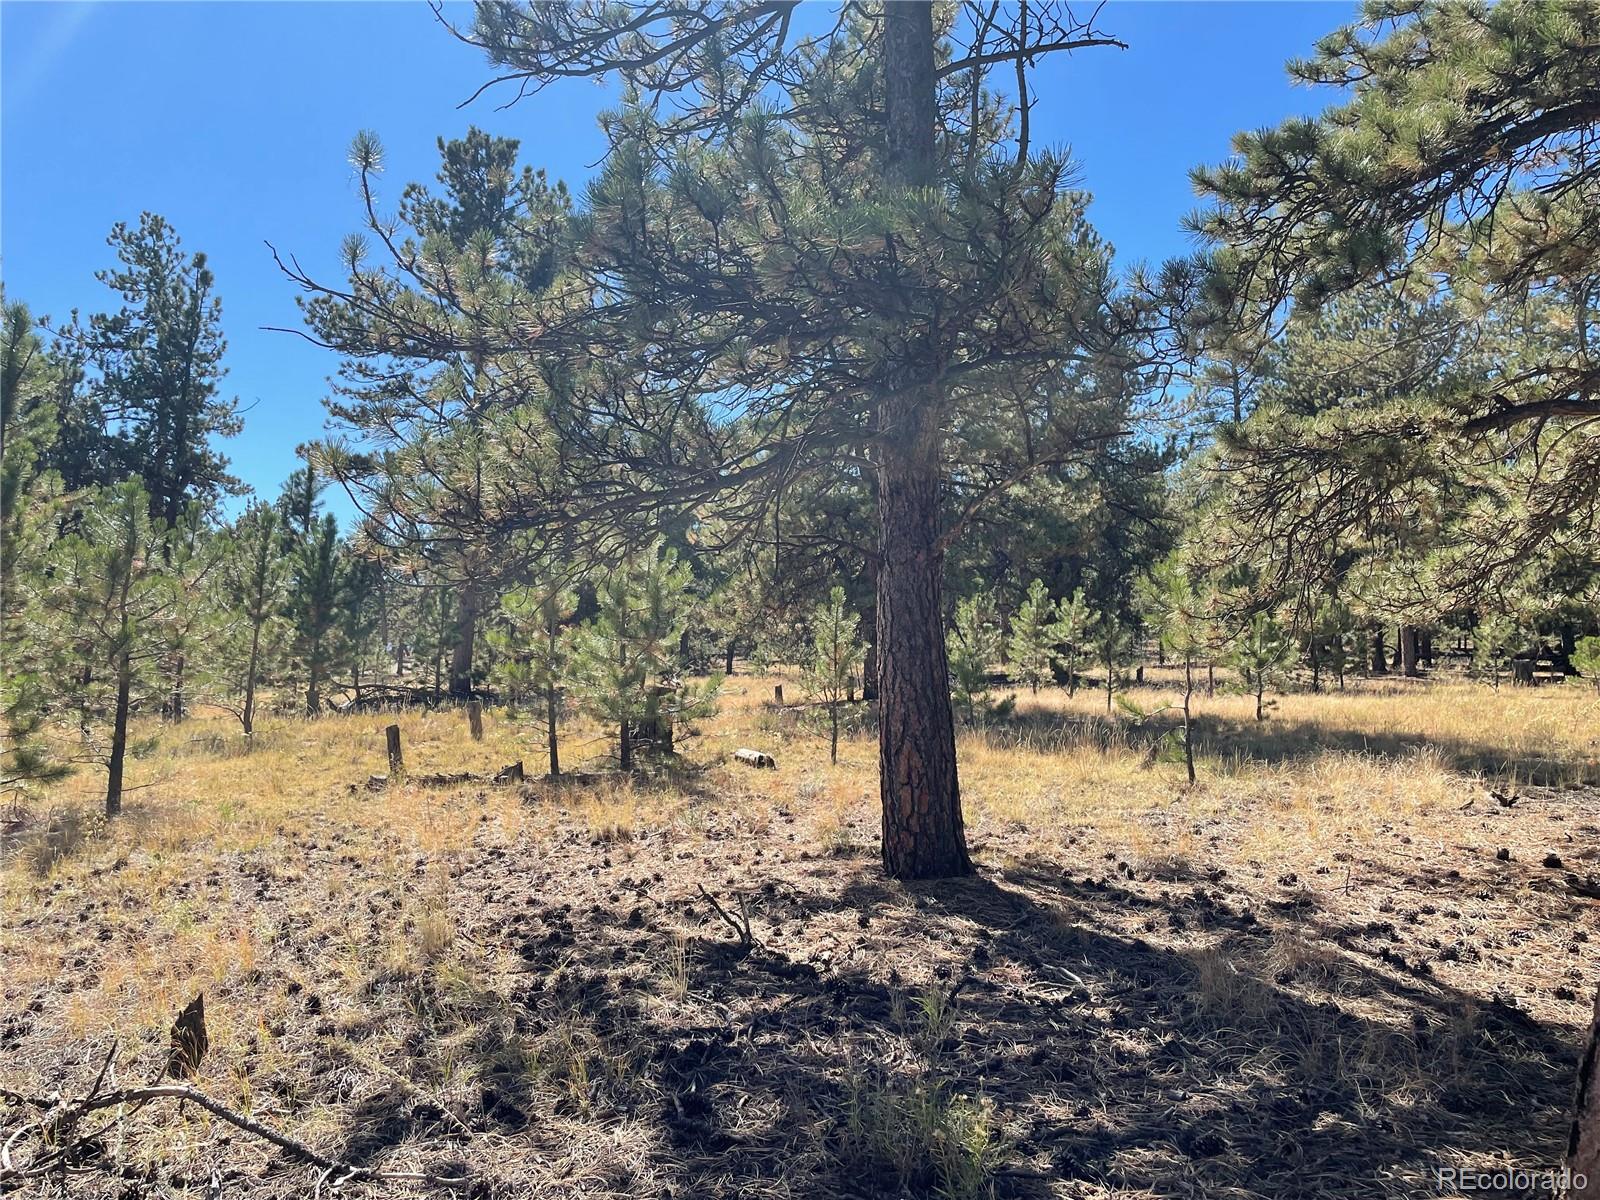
[[2, 1, 1350, 519]]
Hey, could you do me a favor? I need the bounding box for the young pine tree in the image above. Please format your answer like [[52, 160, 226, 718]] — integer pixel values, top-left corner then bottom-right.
[[41, 480, 175, 815], [287, 514, 347, 717], [1054, 588, 1092, 697], [220, 503, 289, 736], [568, 541, 718, 771], [1232, 613, 1298, 721], [803, 586, 864, 765], [1093, 611, 1132, 717], [1009, 579, 1063, 694], [948, 591, 1004, 724], [1139, 559, 1209, 785], [493, 574, 577, 778]]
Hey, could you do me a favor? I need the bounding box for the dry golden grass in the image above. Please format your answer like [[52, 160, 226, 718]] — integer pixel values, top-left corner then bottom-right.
[[1, 671, 1596, 1199]]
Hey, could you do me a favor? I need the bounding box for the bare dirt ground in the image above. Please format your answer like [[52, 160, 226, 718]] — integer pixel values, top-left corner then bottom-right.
[[3, 674, 1597, 1198]]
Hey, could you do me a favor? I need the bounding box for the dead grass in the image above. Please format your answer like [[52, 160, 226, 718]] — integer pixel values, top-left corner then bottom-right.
[[1, 672, 1596, 1198]]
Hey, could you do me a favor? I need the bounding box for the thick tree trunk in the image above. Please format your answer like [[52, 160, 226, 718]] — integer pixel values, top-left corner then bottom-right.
[[1570, 981, 1600, 1199], [1370, 626, 1388, 674], [874, 0, 970, 881], [449, 584, 479, 699], [725, 639, 737, 675], [105, 651, 133, 817], [1400, 625, 1420, 677], [618, 721, 632, 773]]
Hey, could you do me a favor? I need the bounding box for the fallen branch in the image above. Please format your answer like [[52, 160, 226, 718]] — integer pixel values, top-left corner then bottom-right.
[[696, 884, 757, 949], [0, 1081, 468, 1189]]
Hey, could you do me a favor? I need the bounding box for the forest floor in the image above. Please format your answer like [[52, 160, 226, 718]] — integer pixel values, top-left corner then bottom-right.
[[2, 672, 1598, 1199]]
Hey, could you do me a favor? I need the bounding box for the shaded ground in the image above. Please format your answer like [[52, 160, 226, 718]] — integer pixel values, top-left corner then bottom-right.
[[3, 760, 1595, 1199]]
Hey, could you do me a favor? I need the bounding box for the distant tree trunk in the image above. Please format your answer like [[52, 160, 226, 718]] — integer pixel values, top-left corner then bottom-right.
[[105, 650, 132, 817], [830, 702, 840, 765], [725, 639, 737, 675], [1065, 648, 1078, 697], [1105, 650, 1115, 715], [1420, 631, 1434, 669], [242, 618, 263, 737], [1309, 640, 1321, 692], [875, 0, 970, 882], [545, 680, 560, 778], [1400, 625, 1420, 677], [1254, 680, 1265, 721], [1182, 653, 1196, 785], [1392, 625, 1404, 672], [306, 642, 322, 717], [169, 653, 186, 723], [1207, 660, 1215, 697], [449, 584, 479, 699], [618, 720, 632, 773], [1569, 982, 1600, 1199], [1371, 626, 1388, 674]]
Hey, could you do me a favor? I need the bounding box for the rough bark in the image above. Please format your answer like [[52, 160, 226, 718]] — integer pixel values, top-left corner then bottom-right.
[[448, 584, 479, 699], [1370, 626, 1388, 674], [875, 0, 971, 882], [105, 651, 132, 817], [1570, 981, 1600, 1199], [242, 619, 263, 737], [1400, 625, 1420, 677], [546, 681, 561, 778]]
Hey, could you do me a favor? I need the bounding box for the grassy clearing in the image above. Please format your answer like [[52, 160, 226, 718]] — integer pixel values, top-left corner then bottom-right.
[[1, 673, 1597, 1198]]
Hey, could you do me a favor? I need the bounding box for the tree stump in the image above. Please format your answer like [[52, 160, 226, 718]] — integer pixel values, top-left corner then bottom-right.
[[773, 684, 784, 705], [385, 724, 403, 775], [467, 700, 484, 741]]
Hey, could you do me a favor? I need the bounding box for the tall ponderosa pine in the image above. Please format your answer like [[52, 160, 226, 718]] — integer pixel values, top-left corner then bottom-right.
[[289, 128, 573, 699], [1193, 0, 1600, 591], [390, 1, 1173, 879], [61, 214, 240, 525]]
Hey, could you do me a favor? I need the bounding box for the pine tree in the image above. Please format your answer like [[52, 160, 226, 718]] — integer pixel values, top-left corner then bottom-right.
[[493, 571, 578, 778], [1009, 579, 1063, 694], [1, 300, 72, 800], [288, 1, 1165, 880], [220, 503, 289, 736], [948, 591, 1004, 725], [287, 514, 346, 717], [60, 214, 240, 525], [39, 480, 176, 816], [568, 541, 718, 771], [1139, 558, 1211, 784], [803, 586, 864, 765], [1232, 613, 1298, 722], [1054, 588, 1092, 698], [1092, 610, 1132, 717]]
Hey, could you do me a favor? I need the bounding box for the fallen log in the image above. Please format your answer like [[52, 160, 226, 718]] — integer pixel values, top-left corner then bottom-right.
[[733, 748, 777, 769], [357, 761, 525, 792]]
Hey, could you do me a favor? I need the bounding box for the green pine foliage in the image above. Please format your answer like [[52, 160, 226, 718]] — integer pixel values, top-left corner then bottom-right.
[[803, 586, 864, 764], [1008, 580, 1063, 694], [948, 592, 1007, 724], [493, 571, 578, 777], [1231, 613, 1299, 721], [568, 541, 719, 771]]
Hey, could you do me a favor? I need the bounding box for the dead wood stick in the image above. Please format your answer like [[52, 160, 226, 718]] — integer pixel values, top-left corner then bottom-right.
[[0, 1083, 467, 1188], [696, 884, 756, 948]]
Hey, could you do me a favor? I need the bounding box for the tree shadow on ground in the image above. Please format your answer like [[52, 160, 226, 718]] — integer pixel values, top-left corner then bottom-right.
[[343, 832, 1579, 1199]]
